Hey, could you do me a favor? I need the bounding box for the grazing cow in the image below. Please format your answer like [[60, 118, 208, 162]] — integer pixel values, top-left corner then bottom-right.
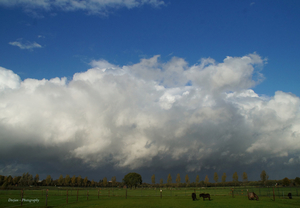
[[248, 192, 259, 201], [191, 193, 197, 201], [288, 193, 292, 199], [199, 193, 210, 201]]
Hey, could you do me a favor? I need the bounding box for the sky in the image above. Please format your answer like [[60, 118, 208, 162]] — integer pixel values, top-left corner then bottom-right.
[[0, 0, 300, 184]]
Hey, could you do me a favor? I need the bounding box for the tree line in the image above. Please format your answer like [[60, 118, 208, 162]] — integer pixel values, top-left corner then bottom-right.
[[1, 170, 299, 189], [150, 170, 299, 188], [0, 173, 119, 188]]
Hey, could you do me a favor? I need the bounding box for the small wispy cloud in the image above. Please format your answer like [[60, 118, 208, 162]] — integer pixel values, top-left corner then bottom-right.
[[9, 39, 42, 50], [250, 2, 255, 6], [0, 0, 165, 15]]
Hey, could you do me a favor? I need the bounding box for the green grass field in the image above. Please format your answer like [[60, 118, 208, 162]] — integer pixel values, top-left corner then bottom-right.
[[1, 187, 299, 208]]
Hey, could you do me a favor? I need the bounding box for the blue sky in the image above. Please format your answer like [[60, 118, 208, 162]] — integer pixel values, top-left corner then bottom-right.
[[0, 0, 300, 183], [1, 0, 299, 96]]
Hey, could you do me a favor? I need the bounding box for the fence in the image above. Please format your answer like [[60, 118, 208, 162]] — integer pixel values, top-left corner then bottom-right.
[[0, 186, 299, 207], [231, 186, 299, 198]]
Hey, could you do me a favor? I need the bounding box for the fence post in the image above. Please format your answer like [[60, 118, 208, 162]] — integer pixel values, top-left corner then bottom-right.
[[45, 189, 48, 207], [160, 190, 162, 199], [98, 189, 100, 199], [273, 187, 275, 201], [126, 189, 127, 199], [87, 190, 89, 200], [232, 188, 234, 198], [77, 189, 78, 202], [21, 190, 23, 206], [66, 190, 68, 204], [108, 190, 110, 197]]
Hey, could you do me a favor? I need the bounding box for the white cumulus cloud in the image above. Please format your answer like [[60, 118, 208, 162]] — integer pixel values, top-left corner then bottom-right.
[[0, 53, 299, 179]]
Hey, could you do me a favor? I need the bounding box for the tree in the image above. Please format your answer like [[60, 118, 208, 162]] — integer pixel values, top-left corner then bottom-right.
[[27, 174, 33, 186], [151, 174, 155, 185], [122, 173, 142, 188], [77, 175, 82, 187], [18, 174, 25, 186], [65, 175, 71, 186], [242, 172, 248, 183], [232, 172, 238, 186], [195, 175, 200, 187], [222, 173, 227, 183], [7, 176, 13, 186], [260, 170, 267, 185], [71, 175, 76, 186], [83, 177, 88, 187], [112, 176, 116, 187], [294, 177, 300, 185], [282, 177, 290, 186], [204, 175, 209, 187], [160, 178, 163, 187], [91, 179, 95, 187], [13, 176, 20, 185], [213, 172, 219, 185], [103, 177, 107, 187], [58, 175, 64, 186], [34, 174, 39, 186], [167, 174, 172, 187], [176, 174, 181, 187], [46, 175, 52, 186], [185, 174, 190, 187], [19, 172, 33, 186], [2, 181, 8, 188]]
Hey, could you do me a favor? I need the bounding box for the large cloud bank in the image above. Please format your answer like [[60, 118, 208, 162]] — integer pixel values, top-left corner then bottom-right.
[[0, 54, 300, 178]]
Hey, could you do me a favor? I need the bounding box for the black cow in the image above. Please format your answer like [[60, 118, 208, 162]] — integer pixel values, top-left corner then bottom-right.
[[288, 193, 292, 199], [191, 193, 197, 201], [199, 193, 210, 201]]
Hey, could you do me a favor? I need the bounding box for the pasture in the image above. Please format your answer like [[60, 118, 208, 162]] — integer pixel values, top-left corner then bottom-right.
[[0, 186, 299, 208]]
